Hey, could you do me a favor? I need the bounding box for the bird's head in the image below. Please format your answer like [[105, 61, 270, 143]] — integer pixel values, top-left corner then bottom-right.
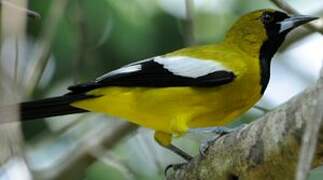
[[225, 9, 318, 58]]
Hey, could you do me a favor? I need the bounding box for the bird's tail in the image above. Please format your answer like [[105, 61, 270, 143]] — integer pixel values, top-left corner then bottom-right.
[[19, 94, 90, 121]]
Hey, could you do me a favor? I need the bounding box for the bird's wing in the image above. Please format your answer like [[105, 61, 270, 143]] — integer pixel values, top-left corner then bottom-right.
[[67, 56, 236, 94]]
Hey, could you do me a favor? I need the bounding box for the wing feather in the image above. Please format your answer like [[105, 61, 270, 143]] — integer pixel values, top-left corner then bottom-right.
[[68, 56, 236, 94]]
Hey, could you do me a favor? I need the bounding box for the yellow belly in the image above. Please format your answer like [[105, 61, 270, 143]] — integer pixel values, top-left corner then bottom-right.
[[71, 44, 262, 135], [71, 76, 261, 135]]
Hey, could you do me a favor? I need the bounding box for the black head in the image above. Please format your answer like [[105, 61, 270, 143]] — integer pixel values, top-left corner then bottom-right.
[[225, 9, 318, 58], [259, 10, 318, 94], [261, 10, 318, 41], [225, 9, 318, 94]]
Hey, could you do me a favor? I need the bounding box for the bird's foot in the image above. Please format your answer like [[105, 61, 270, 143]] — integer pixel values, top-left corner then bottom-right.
[[164, 163, 187, 176], [254, 105, 271, 113], [163, 144, 193, 176], [199, 125, 246, 157], [208, 126, 234, 135], [199, 135, 220, 157]]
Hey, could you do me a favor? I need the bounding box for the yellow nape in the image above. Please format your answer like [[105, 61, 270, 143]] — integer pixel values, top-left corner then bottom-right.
[[225, 9, 272, 58]]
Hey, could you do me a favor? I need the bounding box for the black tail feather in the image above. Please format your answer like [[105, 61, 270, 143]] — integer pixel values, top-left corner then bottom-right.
[[20, 94, 91, 121]]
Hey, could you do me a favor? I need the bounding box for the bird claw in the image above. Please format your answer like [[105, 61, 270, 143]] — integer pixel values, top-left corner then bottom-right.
[[199, 125, 246, 157], [164, 163, 187, 176], [199, 135, 220, 157], [209, 127, 234, 135], [254, 105, 271, 113]]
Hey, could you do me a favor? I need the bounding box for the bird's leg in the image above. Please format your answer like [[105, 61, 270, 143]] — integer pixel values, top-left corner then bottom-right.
[[198, 127, 233, 156], [163, 144, 192, 176], [165, 144, 193, 161], [191, 125, 246, 157], [253, 105, 271, 113], [154, 131, 193, 161], [154, 131, 193, 176]]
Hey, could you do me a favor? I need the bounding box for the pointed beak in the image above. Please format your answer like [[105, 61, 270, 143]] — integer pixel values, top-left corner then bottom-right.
[[278, 15, 319, 33]]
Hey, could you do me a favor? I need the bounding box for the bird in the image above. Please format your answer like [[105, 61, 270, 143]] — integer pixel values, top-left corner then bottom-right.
[[16, 9, 317, 161]]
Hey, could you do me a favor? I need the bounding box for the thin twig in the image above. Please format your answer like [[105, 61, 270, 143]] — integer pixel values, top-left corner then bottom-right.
[[25, 0, 69, 95], [270, 0, 323, 34], [0, 0, 40, 19], [90, 150, 136, 180], [14, 37, 19, 83], [184, 0, 195, 45], [101, 122, 138, 149], [72, 0, 87, 84]]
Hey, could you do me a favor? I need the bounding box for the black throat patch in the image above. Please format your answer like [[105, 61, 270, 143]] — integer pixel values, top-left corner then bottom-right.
[[259, 11, 289, 94], [259, 36, 286, 94]]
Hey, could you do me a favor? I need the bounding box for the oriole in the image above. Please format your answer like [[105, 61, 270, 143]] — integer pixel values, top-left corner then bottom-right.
[[16, 9, 317, 160]]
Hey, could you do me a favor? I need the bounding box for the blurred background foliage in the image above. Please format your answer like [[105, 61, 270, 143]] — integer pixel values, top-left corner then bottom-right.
[[0, 0, 322, 179]]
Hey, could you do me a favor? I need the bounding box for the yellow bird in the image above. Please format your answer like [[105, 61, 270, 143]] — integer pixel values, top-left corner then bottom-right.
[[18, 9, 317, 160]]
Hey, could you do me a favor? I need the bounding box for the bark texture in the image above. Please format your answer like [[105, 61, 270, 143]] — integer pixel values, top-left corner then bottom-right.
[[167, 70, 323, 180]]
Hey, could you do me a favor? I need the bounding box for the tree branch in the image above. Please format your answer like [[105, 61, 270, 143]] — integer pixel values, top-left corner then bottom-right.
[[167, 67, 323, 180], [295, 68, 323, 180]]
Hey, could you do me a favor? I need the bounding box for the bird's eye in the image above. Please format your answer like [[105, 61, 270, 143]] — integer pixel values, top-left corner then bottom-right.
[[262, 13, 274, 24]]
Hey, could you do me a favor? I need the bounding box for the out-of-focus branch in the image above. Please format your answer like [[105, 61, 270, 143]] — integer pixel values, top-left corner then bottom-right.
[[0, 0, 26, 166], [0, 78, 23, 165], [72, 0, 88, 84], [100, 122, 138, 149], [30, 119, 138, 180], [183, 0, 195, 46], [90, 150, 136, 180], [14, 37, 19, 83], [167, 65, 323, 180], [295, 69, 323, 180], [0, 0, 40, 19], [54, 122, 138, 179], [270, 0, 323, 34], [24, 0, 69, 95]]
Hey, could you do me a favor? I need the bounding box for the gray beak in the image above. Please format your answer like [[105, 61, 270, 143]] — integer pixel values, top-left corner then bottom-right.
[[278, 15, 319, 33]]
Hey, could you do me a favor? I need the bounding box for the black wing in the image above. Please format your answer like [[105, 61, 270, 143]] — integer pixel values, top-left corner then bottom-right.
[[67, 57, 236, 95]]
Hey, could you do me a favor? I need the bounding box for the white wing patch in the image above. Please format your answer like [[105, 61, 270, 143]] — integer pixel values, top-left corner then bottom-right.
[[96, 56, 230, 82], [96, 64, 142, 81], [154, 56, 229, 78]]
